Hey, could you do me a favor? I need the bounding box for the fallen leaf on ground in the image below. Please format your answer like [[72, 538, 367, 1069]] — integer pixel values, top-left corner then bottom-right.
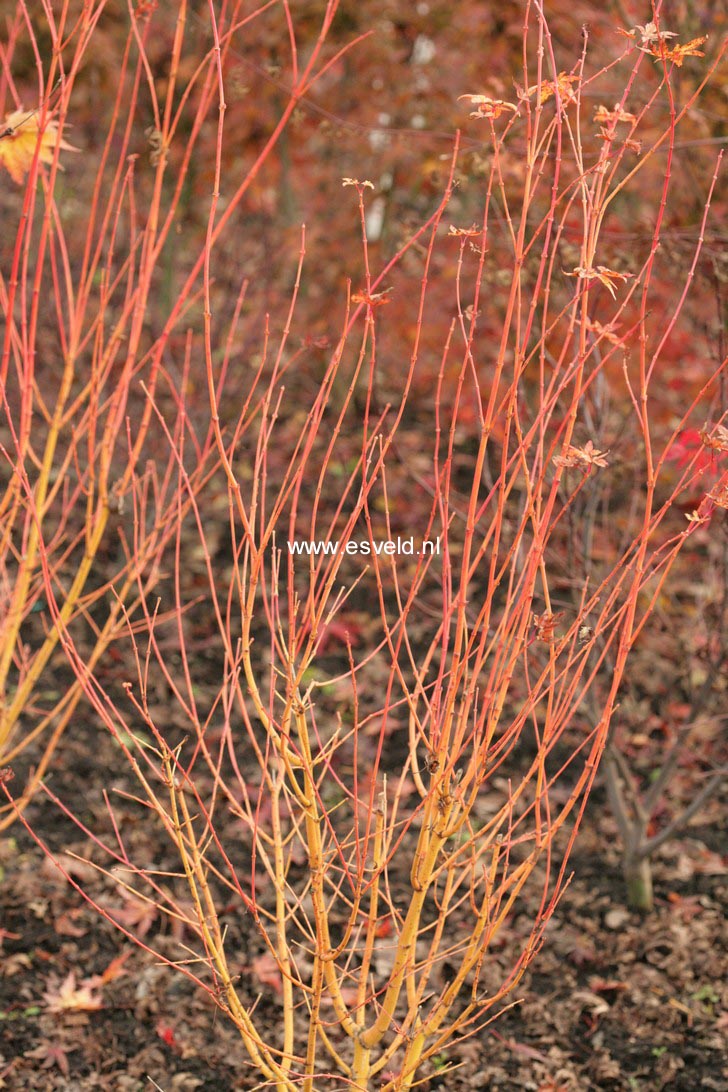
[[43, 971, 103, 1014]]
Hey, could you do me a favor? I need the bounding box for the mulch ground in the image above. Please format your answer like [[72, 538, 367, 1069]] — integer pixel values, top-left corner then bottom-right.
[[1, 716, 726, 1092]]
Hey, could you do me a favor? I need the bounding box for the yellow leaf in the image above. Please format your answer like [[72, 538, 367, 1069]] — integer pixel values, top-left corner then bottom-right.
[[652, 36, 707, 66], [526, 72, 579, 106], [0, 108, 76, 185]]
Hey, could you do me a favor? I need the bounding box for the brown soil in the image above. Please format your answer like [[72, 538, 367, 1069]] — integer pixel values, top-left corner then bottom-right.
[[1, 719, 726, 1092]]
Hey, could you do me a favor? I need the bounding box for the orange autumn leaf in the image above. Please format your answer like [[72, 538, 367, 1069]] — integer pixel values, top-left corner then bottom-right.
[[351, 289, 392, 307], [0, 108, 76, 185], [531, 610, 564, 643], [584, 318, 623, 346], [565, 265, 633, 298], [651, 36, 707, 66], [458, 94, 518, 120], [526, 72, 579, 106], [593, 103, 636, 126]]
